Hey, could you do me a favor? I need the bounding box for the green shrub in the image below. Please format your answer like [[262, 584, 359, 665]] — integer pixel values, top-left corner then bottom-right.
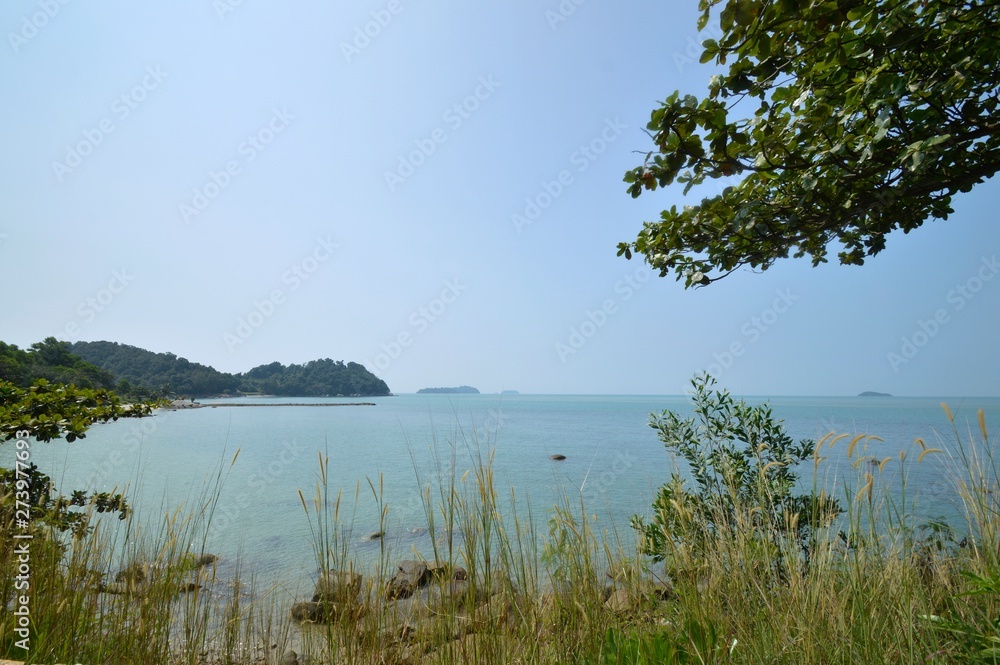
[[631, 374, 842, 572]]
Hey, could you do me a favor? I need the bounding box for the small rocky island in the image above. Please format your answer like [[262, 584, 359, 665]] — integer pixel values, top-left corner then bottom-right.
[[416, 386, 480, 394], [858, 391, 892, 397]]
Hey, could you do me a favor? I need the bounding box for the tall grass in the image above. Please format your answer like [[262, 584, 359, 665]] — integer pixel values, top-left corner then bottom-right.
[[3, 406, 1000, 663], [0, 448, 294, 664]]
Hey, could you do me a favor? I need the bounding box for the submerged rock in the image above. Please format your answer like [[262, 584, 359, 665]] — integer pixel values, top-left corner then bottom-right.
[[195, 553, 218, 567], [646, 577, 675, 601], [385, 576, 417, 600], [115, 562, 149, 585], [313, 570, 363, 603], [432, 579, 488, 608], [101, 577, 200, 597], [100, 581, 135, 595], [605, 589, 631, 613], [386, 560, 429, 600], [384, 559, 467, 601], [291, 601, 330, 622]]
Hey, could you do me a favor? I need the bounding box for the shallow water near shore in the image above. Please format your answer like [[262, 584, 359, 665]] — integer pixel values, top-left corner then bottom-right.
[[6, 392, 999, 603]]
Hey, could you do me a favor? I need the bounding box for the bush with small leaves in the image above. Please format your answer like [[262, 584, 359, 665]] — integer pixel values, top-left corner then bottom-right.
[[632, 374, 841, 572]]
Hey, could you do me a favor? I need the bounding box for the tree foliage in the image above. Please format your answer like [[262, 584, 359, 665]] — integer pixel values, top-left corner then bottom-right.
[[1, 380, 155, 540], [69, 341, 240, 397], [0, 338, 116, 391], [620, 0, 1000, 287], [240, 358, 390, 397], [0, 380, 153, 443], [0, 462, 130, 535]]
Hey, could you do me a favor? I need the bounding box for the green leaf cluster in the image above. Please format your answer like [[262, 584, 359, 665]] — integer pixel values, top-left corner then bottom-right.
[[924, 570, 1000, 662], [0, 379, 153, 443], [0, 338, 116, 391], [1, 376, 154, 530], [600, 618, 724, 664], [621, 0, 1000, 287], [0, 462, 129, 536]]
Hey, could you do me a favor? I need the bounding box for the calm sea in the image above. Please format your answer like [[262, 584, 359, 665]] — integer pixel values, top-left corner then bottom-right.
[[8, 393, 1000, 598]]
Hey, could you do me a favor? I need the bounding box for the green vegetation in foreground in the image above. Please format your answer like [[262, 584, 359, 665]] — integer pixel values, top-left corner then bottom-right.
[[69, 339, 391, 397], [0, 379, 157, 540], [631, 375, 843, 574], [3, 374, 1000, 663]]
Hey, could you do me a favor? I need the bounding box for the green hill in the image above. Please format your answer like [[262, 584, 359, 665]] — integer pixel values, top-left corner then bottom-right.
[[69, 341, 237, 397], [0, 338, 116, 390], [69, 341, 390, 398]]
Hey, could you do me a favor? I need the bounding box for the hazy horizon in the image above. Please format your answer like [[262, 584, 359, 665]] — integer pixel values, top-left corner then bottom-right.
[[2, 2, 997, 397]]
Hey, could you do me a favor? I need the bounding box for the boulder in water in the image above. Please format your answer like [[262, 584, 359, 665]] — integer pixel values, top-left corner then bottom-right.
[[291, 601, 329, 622], [385, 560, 432, 600], [313, 570, 363, 603], [195, 553, 218, 567]]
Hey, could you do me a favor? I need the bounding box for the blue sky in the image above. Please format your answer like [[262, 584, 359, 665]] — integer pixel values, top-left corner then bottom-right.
[[0, 1, 997, 396]]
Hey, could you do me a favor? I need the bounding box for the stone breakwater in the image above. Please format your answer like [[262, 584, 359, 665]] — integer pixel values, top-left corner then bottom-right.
[[165, 400, 376, 409]]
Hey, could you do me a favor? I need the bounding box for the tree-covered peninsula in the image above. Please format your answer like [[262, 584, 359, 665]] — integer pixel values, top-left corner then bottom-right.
[[69, 340, 390, 398]]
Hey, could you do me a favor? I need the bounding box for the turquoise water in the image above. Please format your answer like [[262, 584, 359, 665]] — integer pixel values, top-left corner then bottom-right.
[[6, 393, 999, 599]]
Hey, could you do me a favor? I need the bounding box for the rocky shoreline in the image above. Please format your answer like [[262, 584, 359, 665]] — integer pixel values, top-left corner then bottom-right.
[[279, 557, 675, 663]]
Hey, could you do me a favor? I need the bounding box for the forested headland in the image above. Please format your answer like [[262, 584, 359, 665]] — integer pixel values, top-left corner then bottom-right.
[[0, 338, 390, 399]]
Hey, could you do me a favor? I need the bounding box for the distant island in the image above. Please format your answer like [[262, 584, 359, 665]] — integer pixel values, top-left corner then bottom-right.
[[858, 391, 892, 397], [67, 340, 390, 398], [501, 390, 520, 395], [417, 386, 480, 394]]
